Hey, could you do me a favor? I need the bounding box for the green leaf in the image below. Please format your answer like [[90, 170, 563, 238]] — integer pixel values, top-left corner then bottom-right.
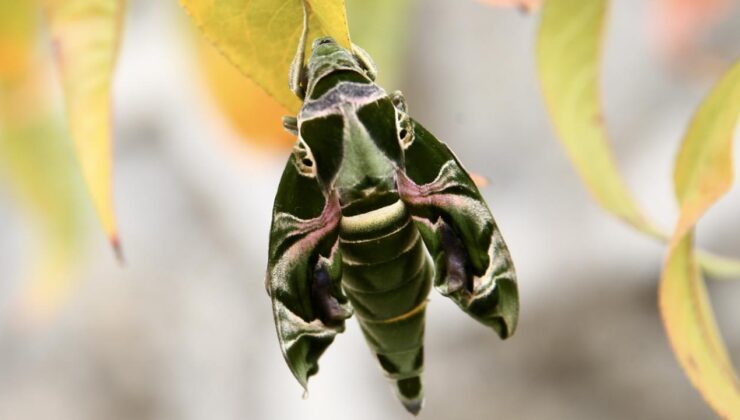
[[44, 0, 126, 255], [660, 61, 740, 417], [180, 0, 352, 114], [536, 0, 662, 238], [345, 0, 415, 91]]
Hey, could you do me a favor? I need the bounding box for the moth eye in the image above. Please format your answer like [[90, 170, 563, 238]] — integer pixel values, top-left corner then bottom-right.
[[292, 139, 317, 177]]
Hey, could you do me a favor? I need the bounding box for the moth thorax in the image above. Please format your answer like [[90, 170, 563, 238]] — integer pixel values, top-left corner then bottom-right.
[[305, 39, 368, 98]]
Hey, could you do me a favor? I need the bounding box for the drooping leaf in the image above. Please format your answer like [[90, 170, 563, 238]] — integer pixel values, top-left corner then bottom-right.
[[0, 0, 36, 84], [180, 0, 351, 114], [536, 0, 663, 238], [660, 61, 740, 417], [44, 0, 125, 255], [0, 1, 89, 323]]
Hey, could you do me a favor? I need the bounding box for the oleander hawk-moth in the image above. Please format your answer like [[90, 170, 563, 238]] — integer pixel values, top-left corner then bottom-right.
[[265, 22, 519, 415]]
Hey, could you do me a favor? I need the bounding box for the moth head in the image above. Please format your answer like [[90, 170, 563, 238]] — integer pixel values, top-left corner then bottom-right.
[[304, 37, 376, 99]]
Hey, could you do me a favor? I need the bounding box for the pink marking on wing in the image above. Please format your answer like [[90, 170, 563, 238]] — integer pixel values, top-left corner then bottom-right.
[[284, 192, 341, 259], [397, 168, 466, 209]]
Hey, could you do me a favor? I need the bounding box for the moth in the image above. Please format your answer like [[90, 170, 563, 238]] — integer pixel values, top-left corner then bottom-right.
[[265, 19, 519, 415]]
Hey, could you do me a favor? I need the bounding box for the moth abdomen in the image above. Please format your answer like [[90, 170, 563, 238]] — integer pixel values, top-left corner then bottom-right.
[[338, 196, 432, 414]]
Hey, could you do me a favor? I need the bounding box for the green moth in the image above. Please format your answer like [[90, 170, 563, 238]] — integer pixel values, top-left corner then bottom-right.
[[265, 20, 518, 415]]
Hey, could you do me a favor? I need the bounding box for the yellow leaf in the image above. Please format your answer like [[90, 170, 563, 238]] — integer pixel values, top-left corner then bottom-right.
[[661, 61, 740, 417], [536, 0, 662, 238], [197, 34, 294, 149], [180, 0, 351, 114], [672, 61, 740, 242], [0, 1, 36, 82], [44, 0, 125, 254], [0, 1, 89, 323]]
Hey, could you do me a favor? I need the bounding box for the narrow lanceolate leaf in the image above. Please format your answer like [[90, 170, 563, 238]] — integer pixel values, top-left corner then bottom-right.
[[537, 0, 740, 278], [660, 61, 740, 418], [0, 1, 88, 323], [44, 0, 125, 256], [536, 0, 662, 238], [180, 0, 351, 114], [0, 0, 35, 84]]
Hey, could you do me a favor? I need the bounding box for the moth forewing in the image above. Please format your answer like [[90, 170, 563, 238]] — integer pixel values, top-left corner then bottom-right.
[[266, 161, 350, 388], [397, 119, 519, 338]]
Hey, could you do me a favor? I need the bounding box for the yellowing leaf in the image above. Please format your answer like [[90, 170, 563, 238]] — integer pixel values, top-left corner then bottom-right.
[[197, 34, 294, 149], [0, 1, 89, 324], [44, 0, 125, 254], [536, 0, 662, 238], [180, 0, 351, 114], [660, 61, 740, 417], [0, 1, 36, 82], [0, 117, 89, 324], [672, 61, 740, 242]]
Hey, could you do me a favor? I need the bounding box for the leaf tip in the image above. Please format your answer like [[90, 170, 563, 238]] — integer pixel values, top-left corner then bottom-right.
[[111, 234, 125, 266]]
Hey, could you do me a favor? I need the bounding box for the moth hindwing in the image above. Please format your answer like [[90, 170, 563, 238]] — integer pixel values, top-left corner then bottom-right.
[[265, 33, 518, 415]]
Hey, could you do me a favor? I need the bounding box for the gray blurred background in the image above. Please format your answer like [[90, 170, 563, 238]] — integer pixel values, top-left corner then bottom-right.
[[1, 0, 739, 419]]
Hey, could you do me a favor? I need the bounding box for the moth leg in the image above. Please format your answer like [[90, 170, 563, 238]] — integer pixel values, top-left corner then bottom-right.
[[288, 0, 309, 99], [438, 219, 470, 294], [352, 43, 377, 81], [312, 260, 352, 325], [282, 116, 298, 136]]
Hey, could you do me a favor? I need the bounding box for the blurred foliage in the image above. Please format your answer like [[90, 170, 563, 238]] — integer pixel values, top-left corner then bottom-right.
[[536, 0, 664, 239], [534, 0, 740, 416], [652, 0, 736, 59], [345, 0, 416, 91], [44, 0, 125, 252], [661, 62, 740, 416], [0, 1, 89, 323]]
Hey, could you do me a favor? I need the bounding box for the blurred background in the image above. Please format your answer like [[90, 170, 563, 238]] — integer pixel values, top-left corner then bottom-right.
[[1, 0, 739, 419]]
